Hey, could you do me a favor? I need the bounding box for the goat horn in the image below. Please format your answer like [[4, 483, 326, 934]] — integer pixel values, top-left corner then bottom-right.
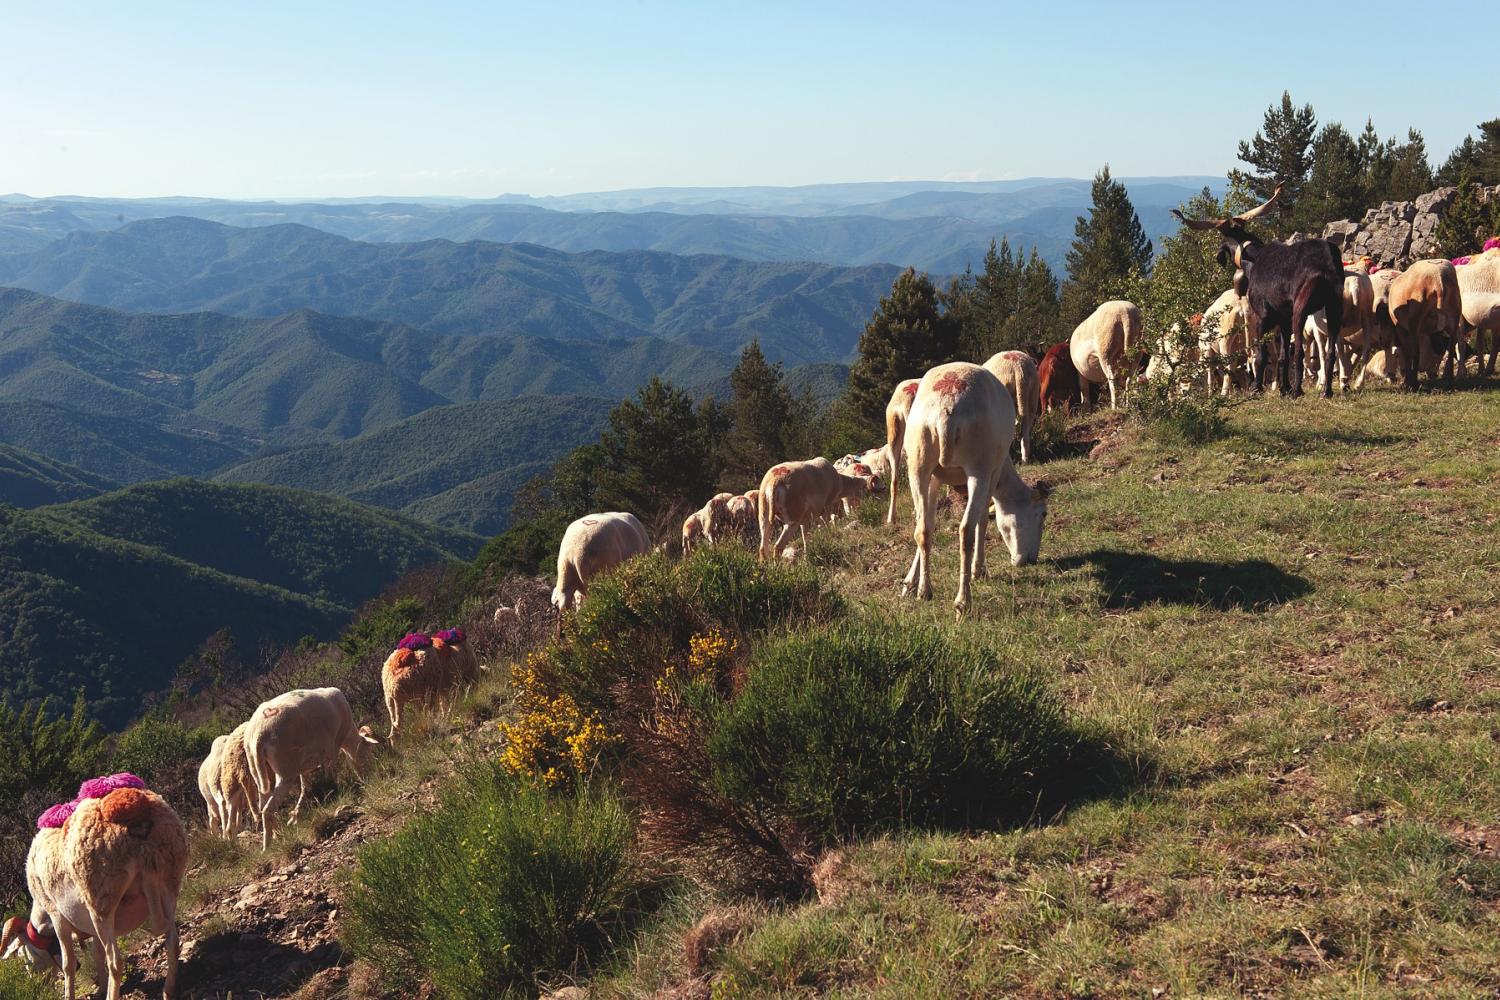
[[1236, 184, 1283, 222], [1171, 208, 1224, 231]]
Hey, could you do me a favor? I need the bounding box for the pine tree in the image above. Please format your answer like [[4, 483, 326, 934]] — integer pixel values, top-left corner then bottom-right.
[[836, 267, 959, 441], [721, 340, 797, 487], [1298, 122, 1367, 230], [1060, 165, 1152, 328], [1229, 92, 1317, 233], [1146, 188, 1233, 343], [595, 377, 723, 520], [1437, 119, 1500, 186], [1001, 250, 1062, 352], [1433, 171, 1500, 257], [1383, 128, 1434, 202]]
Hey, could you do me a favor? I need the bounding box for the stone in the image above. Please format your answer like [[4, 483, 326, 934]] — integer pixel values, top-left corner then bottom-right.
[[1414, 186, 1456, 215]]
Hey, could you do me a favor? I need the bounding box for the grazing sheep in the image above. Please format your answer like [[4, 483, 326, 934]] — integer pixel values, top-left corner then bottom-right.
[[4, 778, 187, 1000], [1069, 300, 1143, 409], [982, 350, 1042, 463], [1038, 341, 1082, 413], [1455, 248, 1500, 375], [757, 458, 875, 561], [1302, 268, 1376, 392], [244, 687, 380, 851], [725, 493, 757, 541], [217, 722, 260, 839], [883, 378, 921, 524], [702, 492, 736, 546], [379, 629, 476, 741], [1388, 260, 1462, 389], [551, 512, 651, 612], [197, 734, 230, 834], [681, 510, 707, 554], [901, 362, 1050, 617]]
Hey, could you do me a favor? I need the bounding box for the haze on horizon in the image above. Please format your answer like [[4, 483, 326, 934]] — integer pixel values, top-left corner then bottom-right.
[[4, 0, 1495, 201]]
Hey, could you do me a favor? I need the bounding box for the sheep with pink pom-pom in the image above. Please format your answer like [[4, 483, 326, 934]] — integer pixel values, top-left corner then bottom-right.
[[1455, 243, 1500, 375], [2, 772, 186, 1000]]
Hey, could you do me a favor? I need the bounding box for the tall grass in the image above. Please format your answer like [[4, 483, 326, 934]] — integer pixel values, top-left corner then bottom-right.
[[345, 764, 641, 999]]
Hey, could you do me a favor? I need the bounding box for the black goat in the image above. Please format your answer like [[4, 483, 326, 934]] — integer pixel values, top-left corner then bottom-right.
[[1174, 187, 1345, 398]]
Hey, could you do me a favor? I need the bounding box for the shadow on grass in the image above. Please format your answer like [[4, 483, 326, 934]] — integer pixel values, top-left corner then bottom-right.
[[1055, 549, 1311, 610]]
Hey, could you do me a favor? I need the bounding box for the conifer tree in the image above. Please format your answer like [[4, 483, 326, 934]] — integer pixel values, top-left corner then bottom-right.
[[1383, 128, 1434, 202], [595, 377, 723, 519], [1002, 250, 1062, 352], [1060, 165, 1152, 328], [722, 340, 797, 487], [1229, 92, 1317, 234], [836, 267, 959, 440], [1299, 122, 1367, 229], [1437, 119, 1500, 186]]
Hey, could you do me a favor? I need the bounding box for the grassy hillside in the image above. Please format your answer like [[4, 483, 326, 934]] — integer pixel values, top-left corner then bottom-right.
[[217, 396, 615, 534], [0, 480, 479, 724], [0, 217, 898, 364], [0, 442, 115, 507]]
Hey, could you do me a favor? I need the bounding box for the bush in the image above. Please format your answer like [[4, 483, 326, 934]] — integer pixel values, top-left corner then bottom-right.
[[630, 622, 1087, 893], [1130, 371, 1227, 445], [346, 767, 640, 998], [112, 713, 215, 785], [541, 546, 839, 718], [707, 624, 1075, 842]]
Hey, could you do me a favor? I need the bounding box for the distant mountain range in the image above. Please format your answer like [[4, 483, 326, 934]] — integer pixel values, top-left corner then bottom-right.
[[0, 217, 896, 365], [0, 479, 479, 723], [0, 176, 1224, 274]]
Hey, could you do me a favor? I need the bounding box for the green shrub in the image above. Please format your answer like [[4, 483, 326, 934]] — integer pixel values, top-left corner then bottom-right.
[[336, 595, 424, 663], [1130, 372, 1227, 445], [346, 767, 639, 998], [1026, 408, 1074, 462], [705, 623, 1076, 844], [546, 546, 839, 716], [111, 713, 216, 785]]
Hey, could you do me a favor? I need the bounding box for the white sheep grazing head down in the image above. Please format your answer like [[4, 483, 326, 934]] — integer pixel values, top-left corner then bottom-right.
[[995, 479, 1051, 566]]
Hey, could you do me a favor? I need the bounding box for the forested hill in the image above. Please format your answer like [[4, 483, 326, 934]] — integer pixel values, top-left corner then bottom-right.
[[0, 480, 481, 724], [0, 443, 116, 506], [0, 216, 899, 364], [216, 396, 616, 535]]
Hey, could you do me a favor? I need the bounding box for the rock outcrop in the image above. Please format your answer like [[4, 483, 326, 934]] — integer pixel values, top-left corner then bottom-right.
[[1322, 185, 1500, 269]]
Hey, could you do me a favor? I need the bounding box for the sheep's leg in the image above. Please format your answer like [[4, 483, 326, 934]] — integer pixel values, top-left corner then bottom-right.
[[1099, 358, 1119, 409], [1019, 413, 1033, 464], [259, 773, 292, 851], [955, 473, 988, 618], [56, 924, 82, 1000], [289, 774, 307, 826], [885, 438, 901, 525], [81, 906, 118, 1000], [903, 467, 936, 600], [386, 692, 401, 742]]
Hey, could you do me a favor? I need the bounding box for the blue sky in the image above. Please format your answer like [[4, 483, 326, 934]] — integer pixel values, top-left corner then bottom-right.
[[3, 0, 1494, 199]]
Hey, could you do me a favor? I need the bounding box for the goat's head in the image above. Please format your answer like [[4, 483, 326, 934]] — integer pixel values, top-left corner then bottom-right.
[[1172, 186, 1281, 269]]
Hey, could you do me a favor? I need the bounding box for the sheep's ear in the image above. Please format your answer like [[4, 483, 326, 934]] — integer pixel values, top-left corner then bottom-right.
[[1, 918, 23, 957], [358, 725, 382, 745], [1032, 479, 1053, 500]]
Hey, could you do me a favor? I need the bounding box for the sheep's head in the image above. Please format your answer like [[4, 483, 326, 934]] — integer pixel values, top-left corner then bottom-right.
[[1172, 186, 1281, 270], [1, 916, 60, 975]]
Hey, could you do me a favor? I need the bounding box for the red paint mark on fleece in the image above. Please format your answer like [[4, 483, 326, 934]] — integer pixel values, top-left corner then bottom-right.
[[771, 465, 792, 478], [261, 706, 282, 719], [901, 381, 919, 398], [932, 371, 969, 396]]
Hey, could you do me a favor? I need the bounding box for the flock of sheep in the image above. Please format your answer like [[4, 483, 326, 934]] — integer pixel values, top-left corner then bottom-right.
[[3, 192, 1496, 1000]]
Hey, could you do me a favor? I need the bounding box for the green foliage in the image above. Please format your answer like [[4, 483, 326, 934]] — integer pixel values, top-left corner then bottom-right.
[[720, 341, 812, 489], [1129, 373, 1227, 446], [836, 267, 961, 444], [949, 240, 1062, 359], [1298, 122, 1369, 229], [1437, 118, 1500, 186], [471, 508, 573, 580], [337, 595, 426, 664], [547, 547, 838, 718], [1434, 173, 1500, 257], [1061, 166, 1152, 328], [593, 377, 725, 524], [1142, 188, 1232, 338], [346, 768, 638, 999], [0, 695, 106, 812], [111, 713, 215, 785], [703, 624, 1078, 845], [1381, 128, 1435, 203], [1230, 91, 1317, 234]]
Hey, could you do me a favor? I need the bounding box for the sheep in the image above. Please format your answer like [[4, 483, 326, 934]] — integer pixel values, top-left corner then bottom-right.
[[826, 461, 884, 519], [1069, 300, 1143, 409], [1175, 186, 1345, 398], [244, 687, 381, 850], [681, 510, 707, 554], [724, 493, 758, 541], [900, 362, 1050, 617], [982, 350, 1042, 463], [217, 722, 260, 839], [1302, 268, 1376, 392], [1455, 248, 1500, 375], [1388, 260, 1462, 389], [882, 378, 921, 524], [1038, 341, 1082, 413], [1143, 322, 1200, 396], [757, 458, 874, 561], [378, 629, 478, 742], [197, 733, 230, 834], [551, 512, 652, 613], [1197, 288, 1249, 394], [702, 492, 737, 546], [4, 778, 187, 1000]]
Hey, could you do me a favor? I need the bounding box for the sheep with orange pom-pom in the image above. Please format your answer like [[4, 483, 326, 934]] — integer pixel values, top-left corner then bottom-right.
[[380, 629, 480, 741], [2, 774, 187, 1000]]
